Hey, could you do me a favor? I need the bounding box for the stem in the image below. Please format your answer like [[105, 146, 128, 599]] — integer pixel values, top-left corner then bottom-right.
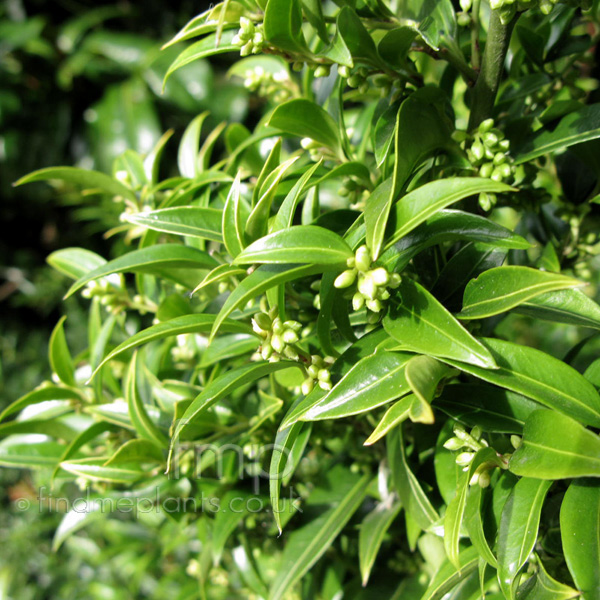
[[468, 9, 516, 131], [470, 0, 481, 71]]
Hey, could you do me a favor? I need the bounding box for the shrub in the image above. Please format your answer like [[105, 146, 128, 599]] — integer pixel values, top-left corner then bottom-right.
[[5, 0, 600, 598]]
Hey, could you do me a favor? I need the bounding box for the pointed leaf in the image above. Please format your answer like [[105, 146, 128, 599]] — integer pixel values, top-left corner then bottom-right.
[[442, 337, 600, 428], [49, 316, 75, 386], [65, 244, 218, 298], [510, 410, 600, 479], [459, 267, 584, 320], [125, 207, 223, 241], [383, 279, 497, 368], [498, 477, 552, 599]]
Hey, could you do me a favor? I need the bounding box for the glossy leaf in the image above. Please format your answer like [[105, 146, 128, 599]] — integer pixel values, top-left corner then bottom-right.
[[364, 394, 415, 445], [15, 166, 136, 202], [421, 546, 480, 600], [383, 279, 497, 369], [442, 337, 600, 428], [209, 264, 327, 341], [177, 112, 208, 178], [268, 99, 342, 155], [510, 410, 600, 479], [126, 354, 168, 448], [387, 426, 440, 531], [560, 480, 600, 600], [298, 349, 414, 421], [60, 458, 147, 484], [515, 103, 600, 164], [0, 385, 81, 423], [234, 225, 353, 266], [47, 248, 106, 280], [92, 314, 255, 378], [405, 355, 451, 423], [516, 288, 600, 329], [516, 557, 580, 600], [459, 267, 583, 320], [359, 500, 402, 585], [263, 0, 308, 54], [497, 477, 552, 600], [65, 244, 218, 298], [0, 438, 65, 469], [49, 316, 75, 387], [222, 174, 247, 258], [125, 207, 224, 241], [163, 29, 238, 85], [384, 178, 514, 249]]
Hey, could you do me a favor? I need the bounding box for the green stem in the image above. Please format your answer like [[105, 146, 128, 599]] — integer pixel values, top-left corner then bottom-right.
[[468, 9, 516, 131], [470, 0, 481, 71]]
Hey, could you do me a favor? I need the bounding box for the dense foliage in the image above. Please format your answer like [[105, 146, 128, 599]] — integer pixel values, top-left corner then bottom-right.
[[4, 0, 600, 598]]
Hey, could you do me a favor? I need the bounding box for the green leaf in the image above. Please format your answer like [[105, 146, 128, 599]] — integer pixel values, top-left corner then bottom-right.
[[192, 264, 246, 295], [49, 316, 75, 387], [0, 385, 81, 423], [169, 361, 302, 456], [515, 103, 600, 164], [234, 225, 353, 266], [388, 426, 440, 530], [560, 480, 600, 600], [384, 179, 515, 249], [15, 166, 136, 202], [270, 415, 304, 535], [515, 288, 600, 329], [336, 6, 382, 66], [125, 207, 223, 242], [509, 410, 600, 479], [364, 395, 415, 445], [298, 349, 414, 421], [268, 99, 343, 156], [92, 314, 254, 379], [245, 156, 300, 241], [359, 500, 402, 585], [263, 0, 308, 54], [209, 264, 328, 341], [497, 477, 552, 600], [405, 355, 451, 424], [383, 279, 497, 369], [52, 498, 109, 552], [104, 439, 164, 466], [378, 27, 418, 67], [436, 384, 539, 434], [65, 244, 218, 298], [126, 355, 168, 448], [458, 267, 584, 320], [47, 248, 106, 280], [0, 439, 65, 469], [516, 557, 580, 600], [445, 448, 502, 569], [60, 458, 146, 484], [421, 546, 480, 600], [465, 484, 498, 568], [442, 337, 600, 428], [222, 174, 247, 258], [268, 471, 369, 600], [177, 112, 208, 178], [272, 160, 322, 232], [365, 178, 393, 261], [163, 29, 238, 86]]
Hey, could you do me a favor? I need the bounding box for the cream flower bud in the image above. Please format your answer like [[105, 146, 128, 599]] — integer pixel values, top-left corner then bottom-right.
[[366, 298, 383, 312], [334, 269, 357, 289], [443, 437, 464, 451], [358, 274, 376, 300], [271, 334, 284, 353], [282, 329, 299, 344], [456, 452, 475, 466], [371, 267, 389, 286], [352, 292, 365, 311], [354, 246, 371, 272], [301, 378, 314, 395]]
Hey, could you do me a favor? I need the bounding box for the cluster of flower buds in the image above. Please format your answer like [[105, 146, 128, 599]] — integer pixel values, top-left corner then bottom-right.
[[301, 137, 341, 162], [334, 245, 401, 313], [171, 333, 200, 366], [490, 0, 589, 24], [466, 119, 514, 211], [301, 354, 335, 395], [444, 424, 510, 487], [232, 17, 265, 56], [339, 66, 370, 94], [457, 0, 473, 26], [252, 310, 303, 362], [242, 66, 292, 103]]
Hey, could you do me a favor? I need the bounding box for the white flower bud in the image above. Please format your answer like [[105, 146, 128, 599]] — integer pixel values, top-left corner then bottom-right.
[[301, 378, 314, 395], [282, 329, 299, 344], [354, 246, 371, 272], [358, 274, 376, 300], [456, 452, 475, 466], [334, 269, 357, 289], [352, 292, 365, 311], [371, 267, 389, 286], [443, 437, 464, 451], [271, 334, 284, 353], [366, 298, 383, 312]]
